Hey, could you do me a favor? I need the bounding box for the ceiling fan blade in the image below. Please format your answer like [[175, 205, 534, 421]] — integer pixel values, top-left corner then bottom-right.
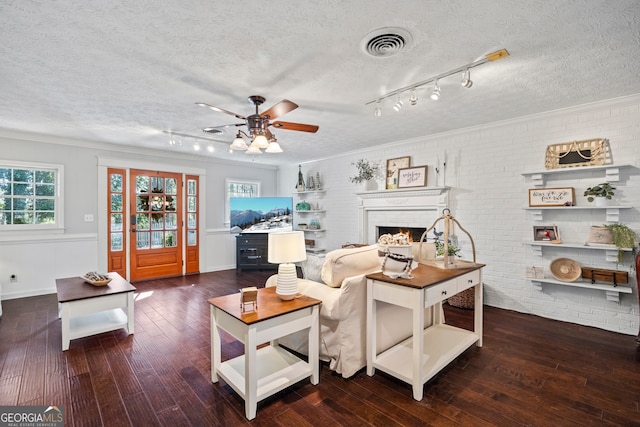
[[260, 100, 298, 120], [196, 102, 246, 120], [271, 121, 319, 133]]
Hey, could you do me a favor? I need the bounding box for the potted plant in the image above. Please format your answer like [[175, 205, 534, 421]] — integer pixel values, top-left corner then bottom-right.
[[349, 159, 380, 190], [584, 183, 615, 206], [606, 223, 638, 263]]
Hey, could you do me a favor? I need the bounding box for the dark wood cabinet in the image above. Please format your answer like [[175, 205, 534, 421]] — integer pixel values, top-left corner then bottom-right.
[[236, 233, 278, 272]]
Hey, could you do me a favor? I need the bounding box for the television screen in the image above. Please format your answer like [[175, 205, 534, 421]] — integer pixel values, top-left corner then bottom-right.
[[230, 197, 293, 233]]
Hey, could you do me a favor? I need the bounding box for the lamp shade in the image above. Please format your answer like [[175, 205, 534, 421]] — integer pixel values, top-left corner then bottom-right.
[[268, 231, 307, 263]]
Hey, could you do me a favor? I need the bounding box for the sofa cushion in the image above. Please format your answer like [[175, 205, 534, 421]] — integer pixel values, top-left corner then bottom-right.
[[321, 244, 380, 287]]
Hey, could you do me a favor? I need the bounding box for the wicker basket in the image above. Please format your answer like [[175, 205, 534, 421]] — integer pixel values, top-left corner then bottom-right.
[[447, 288, 475, 309]]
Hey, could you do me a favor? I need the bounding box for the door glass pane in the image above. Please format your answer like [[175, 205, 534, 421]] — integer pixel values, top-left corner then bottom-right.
[[165, 178, 177, 195], [165, 195, 176, 211], [188, 179, 196, 195], [151, 213, 164, 229], [150, 195, 164, 211], [165, 231, 177, 247], [187, 230, 196, 246], [137, 232, 150, 249], [151, 177, 163, 193], [151, 231, 164, 248], [188, 196, 196, 212], [136, 214, 149, 230], [111, 194, 123, 212], [187, 213, 196, 228], [111, 233, 122, 251], [111, 214, 122, 232], [136, 175, 149, 193], [110, 173, 123, 192], [165, 213, 177, 230], [136, 195, 149, 212]]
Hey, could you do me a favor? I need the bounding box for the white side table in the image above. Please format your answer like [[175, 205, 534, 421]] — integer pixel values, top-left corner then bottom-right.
[[56, 272, 136, 351], [366, 264, 484, 400], [209, 287, 321, 420]]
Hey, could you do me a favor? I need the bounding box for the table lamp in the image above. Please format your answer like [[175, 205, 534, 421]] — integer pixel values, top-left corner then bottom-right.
[[268, 231, 307, 300]]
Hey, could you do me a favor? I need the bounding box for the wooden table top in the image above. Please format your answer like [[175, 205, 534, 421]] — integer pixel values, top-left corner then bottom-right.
[[366, 262, 485, 289], [208, 286, 322, 325], [56, 272, 136, 303]]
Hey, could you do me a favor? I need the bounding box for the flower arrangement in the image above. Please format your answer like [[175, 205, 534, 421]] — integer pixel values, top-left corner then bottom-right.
[[434, 240, 461, 257], [349, 159, 379, 184]]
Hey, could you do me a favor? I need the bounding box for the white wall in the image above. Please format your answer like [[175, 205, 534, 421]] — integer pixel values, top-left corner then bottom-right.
[[278, 94, 640, 335], [0, 133, 278, 299]]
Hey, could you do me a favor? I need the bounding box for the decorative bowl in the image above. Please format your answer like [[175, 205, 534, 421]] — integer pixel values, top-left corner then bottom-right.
[[81, 273, 112, 286]]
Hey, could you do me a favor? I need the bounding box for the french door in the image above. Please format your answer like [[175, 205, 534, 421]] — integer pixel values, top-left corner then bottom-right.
[[107, 168, 199, 281]]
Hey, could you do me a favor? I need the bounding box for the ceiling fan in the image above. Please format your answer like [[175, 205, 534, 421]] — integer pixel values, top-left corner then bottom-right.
[[196, 95, 319, 153]]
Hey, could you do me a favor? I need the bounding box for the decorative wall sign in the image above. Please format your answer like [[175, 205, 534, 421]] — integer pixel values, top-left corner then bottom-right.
[[528, 187, 574, 207], [397, 165, 427, 188], [385, 156, 410, 189], [533, 225, 559, 241], [544, 138, 611, 170]]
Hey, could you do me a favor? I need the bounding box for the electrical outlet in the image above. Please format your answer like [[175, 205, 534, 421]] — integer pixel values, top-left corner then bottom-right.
[[10, 274, 17, 283], [84, 214, 94, 222]]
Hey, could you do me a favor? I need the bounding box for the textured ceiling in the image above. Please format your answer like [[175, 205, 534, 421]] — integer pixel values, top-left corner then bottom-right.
[[1, 0, 639, 165]]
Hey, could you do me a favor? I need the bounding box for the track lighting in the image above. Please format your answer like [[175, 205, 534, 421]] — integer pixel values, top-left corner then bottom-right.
[[461, 69, 473, 88], [374, 100, 382, 117], [207, 145, 214, 153], [430, 81, 441, 101], [193, 142, 201, 151], [393, 96, 403, 111], [409, 89, 418, 106], [365, 48, 509, 109]]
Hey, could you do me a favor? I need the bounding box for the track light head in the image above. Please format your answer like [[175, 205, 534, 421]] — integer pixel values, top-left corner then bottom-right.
[[461, 69, 473, 88], [393, 97, 404, 111], [409, 90, 418, 106], [430, 81, 441, 101], [374, 100, 382, 116]]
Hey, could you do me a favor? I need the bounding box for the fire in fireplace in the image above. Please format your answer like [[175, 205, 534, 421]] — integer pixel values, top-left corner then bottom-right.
[[377, 226, 427, 242]]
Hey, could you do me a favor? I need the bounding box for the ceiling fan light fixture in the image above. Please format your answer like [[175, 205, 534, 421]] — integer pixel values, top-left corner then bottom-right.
[[230, 133, 249, 150], [245, 143, 262, 154], [265, 141, 283, 153], [253, 133, 269, 149]]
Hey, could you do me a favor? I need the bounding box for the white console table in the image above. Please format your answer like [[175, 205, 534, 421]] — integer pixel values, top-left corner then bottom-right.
[[366, 263, 484, 400], [56, 272, 136, 351]]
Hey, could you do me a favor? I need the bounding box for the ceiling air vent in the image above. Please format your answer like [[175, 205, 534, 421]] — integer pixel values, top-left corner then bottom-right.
[[361, 27, 413, 58]]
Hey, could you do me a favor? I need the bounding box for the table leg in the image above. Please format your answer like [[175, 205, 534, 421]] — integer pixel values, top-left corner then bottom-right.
[[412, 290, 425, 401], [474, 282, 483, 347], [309, 305, 319, 385], [60, 303, 70, 351], [126, 291, 135, 334], [366, 279, 376, 376], [210, 306, 220, 383], [245, 325, 257, 420]]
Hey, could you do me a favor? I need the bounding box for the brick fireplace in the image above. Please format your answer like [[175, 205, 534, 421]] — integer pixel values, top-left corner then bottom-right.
[[357, 188, 449, 244]]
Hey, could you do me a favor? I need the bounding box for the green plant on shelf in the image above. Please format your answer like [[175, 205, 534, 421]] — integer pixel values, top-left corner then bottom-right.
[[584, 183, 615, 202], [605, 223, 637, 263]]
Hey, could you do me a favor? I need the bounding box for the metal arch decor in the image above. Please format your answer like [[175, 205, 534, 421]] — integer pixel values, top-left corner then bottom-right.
[[544, 138, 611, 170]]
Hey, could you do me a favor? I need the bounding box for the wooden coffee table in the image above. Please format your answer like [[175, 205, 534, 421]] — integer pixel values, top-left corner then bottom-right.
[[208, 287, 321, 420], [56, 272, 136, 351]]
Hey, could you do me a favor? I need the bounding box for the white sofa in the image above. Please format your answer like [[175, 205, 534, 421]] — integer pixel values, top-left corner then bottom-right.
[[266, 244, 438, 378]]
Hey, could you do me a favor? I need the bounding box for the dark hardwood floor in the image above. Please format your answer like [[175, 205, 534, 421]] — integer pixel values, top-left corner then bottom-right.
[[1, 270, 639, 426]]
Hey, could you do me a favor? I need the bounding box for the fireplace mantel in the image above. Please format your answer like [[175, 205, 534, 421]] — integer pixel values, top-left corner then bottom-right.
[[357, 187, 450, 243]]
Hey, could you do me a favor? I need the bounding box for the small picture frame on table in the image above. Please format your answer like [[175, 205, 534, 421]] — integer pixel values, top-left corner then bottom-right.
[[386, 156, 410, 189], [397, 165, 427, 188]]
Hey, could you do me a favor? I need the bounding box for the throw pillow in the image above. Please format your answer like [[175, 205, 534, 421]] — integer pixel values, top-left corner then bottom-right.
[[300, 253, 325, 282]]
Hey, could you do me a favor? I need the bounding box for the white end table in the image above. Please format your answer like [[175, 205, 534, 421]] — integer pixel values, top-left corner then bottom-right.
[[209, 287, 321, 420], [366, 263, 484, 400], [56, 272, 136, 351]]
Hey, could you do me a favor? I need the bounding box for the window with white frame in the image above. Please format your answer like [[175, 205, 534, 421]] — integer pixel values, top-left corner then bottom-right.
[[225, 178, 260, 226], [0, 162, 64, 229]]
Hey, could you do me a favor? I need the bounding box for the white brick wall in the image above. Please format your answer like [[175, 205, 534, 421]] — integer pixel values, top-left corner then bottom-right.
[[278, 94, 640, 336]]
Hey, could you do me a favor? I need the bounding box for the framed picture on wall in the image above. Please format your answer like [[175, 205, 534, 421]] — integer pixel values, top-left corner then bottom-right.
[[397, 165, 427, 188], [385, 156, 410, 189]]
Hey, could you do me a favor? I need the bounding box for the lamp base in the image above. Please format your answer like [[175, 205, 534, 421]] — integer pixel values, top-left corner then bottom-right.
[[276, 263, 298, 300]]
